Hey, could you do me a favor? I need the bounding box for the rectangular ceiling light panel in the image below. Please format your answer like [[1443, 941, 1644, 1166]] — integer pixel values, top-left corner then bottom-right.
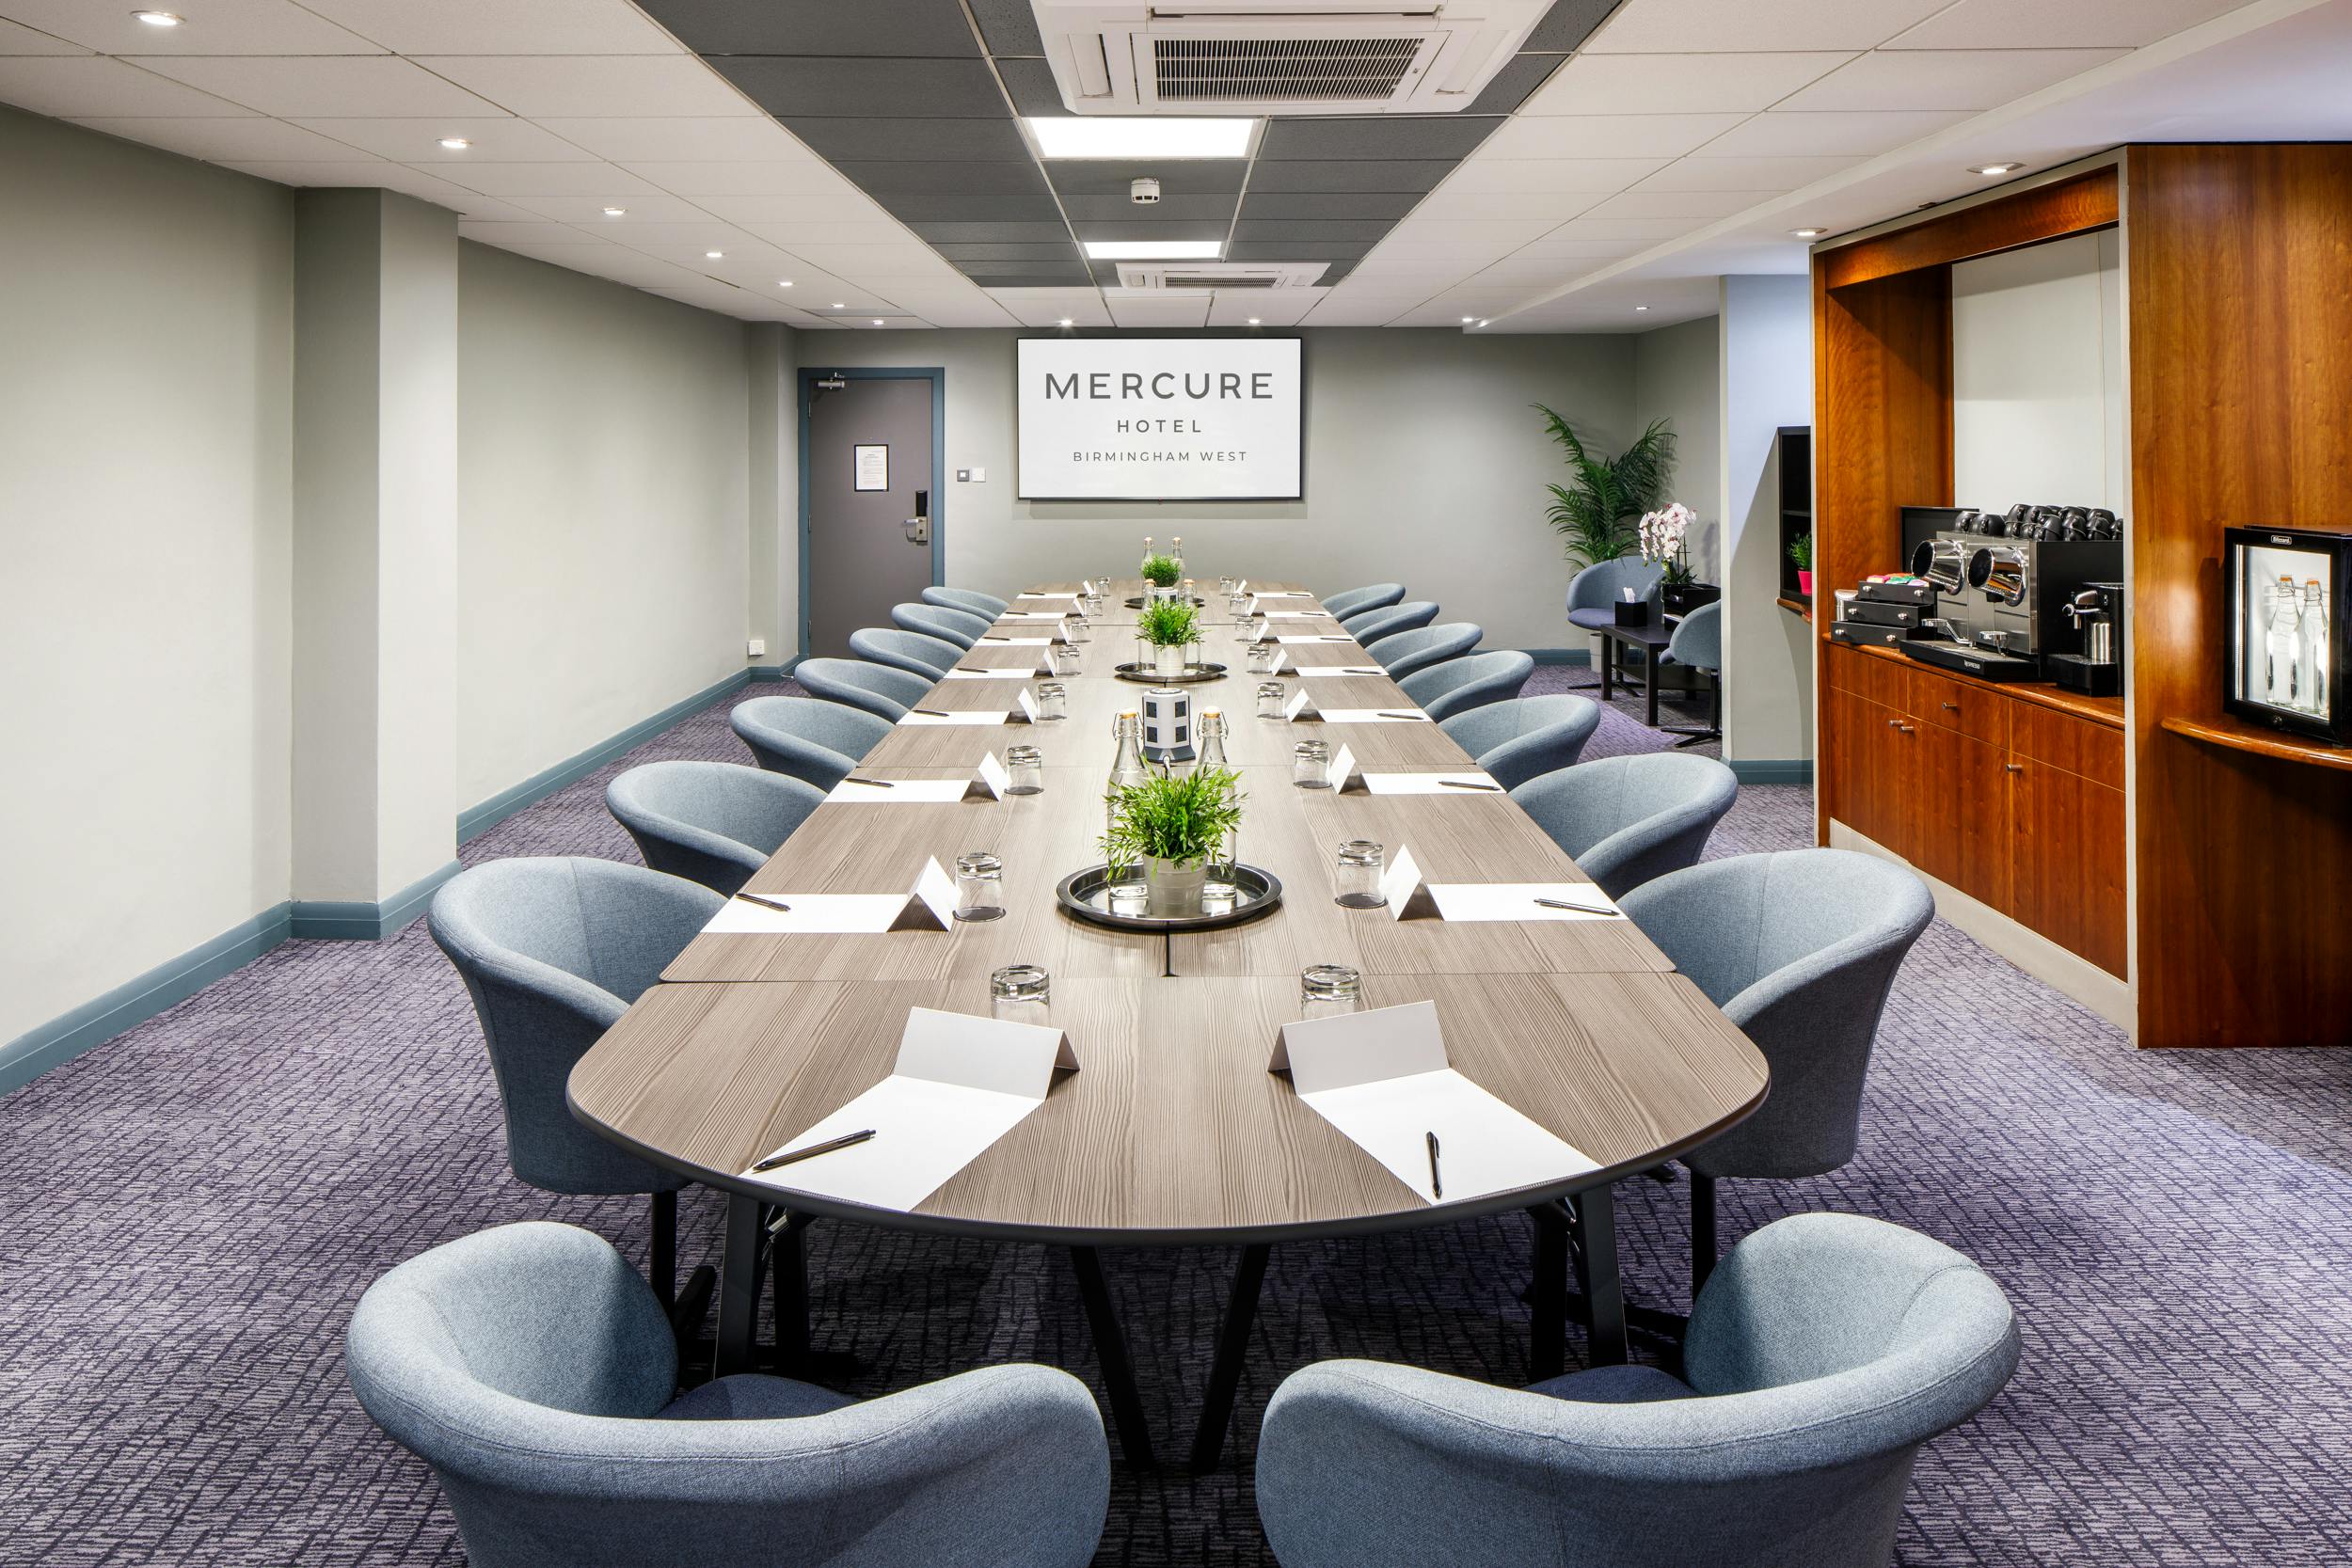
[[1027, 116, 1256, 158], [1084, 239, 1225, 259], [1031, 0, 1548, 116]]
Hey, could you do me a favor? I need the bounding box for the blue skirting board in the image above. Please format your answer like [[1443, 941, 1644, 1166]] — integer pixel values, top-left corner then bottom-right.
[[3, 664, 781, 1097]]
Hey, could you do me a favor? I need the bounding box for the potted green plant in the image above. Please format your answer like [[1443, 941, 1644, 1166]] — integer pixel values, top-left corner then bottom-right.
[[1103, 768, 1245, 915], [1533, 408, 1675, 571], [1136, 596, 1200, 677], [1139, 552, 1182, 596], [1788, 533, 1814, 596]]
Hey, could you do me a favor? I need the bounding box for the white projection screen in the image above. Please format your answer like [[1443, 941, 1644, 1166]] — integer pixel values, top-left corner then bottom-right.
[[1016, 338, 1303, 501]]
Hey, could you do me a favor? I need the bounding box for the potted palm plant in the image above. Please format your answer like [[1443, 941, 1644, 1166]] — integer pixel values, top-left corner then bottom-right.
[[1103, 768, 1245, 916], [1534, 408, 1675, 571], [1137, 597, 1200, 678]]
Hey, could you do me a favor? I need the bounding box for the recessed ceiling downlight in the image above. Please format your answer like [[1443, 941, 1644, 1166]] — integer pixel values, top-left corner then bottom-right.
[[1971, 163, 2024, 176], [132, 10, 183, 25], [601, 206, 627, 216], [1790, 227, 1825, 238], [437, 136, 471, 150]]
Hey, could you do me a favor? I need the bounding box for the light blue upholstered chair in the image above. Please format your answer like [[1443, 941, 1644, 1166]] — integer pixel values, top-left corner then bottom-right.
[[1439, 695, 1601, 790], [1255, 1212, 2020, 1568], [1365, 622, 1481, 679], [1342, 599, 1438, 644], [731, 697, 893, 791], [1398, 650, 1533, 722], [1661, 600, 1724, 744], [426, 860, 723, 1308], [606, 761, 824, 897], [923, 585, 1009, 619], [347, 1222, 1113, 1568], [1565, 556, 1666, 689], [1323, 583, 1406, 620], [892, 601, 988, 650], [1509, 753, 1738, 897], [796, 658, 930, 721], [849, 626, 960, 681], [1621, 849, 1934, 1286]]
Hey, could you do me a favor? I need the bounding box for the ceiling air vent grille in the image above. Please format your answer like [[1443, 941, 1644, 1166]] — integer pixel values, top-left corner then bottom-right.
[[1152, 35, 1424, 103], [1164, 271, 1280, 288]]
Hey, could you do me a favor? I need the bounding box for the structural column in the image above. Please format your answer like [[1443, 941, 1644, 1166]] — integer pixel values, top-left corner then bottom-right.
[[1716, 274, 1816, 771], [289, 189, 459, 934]]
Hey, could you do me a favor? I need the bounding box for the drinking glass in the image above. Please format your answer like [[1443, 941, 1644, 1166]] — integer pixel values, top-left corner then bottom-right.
[[954, 851, 1006, 922], [1064, 614, 1090, 643], [1258, 681, 1287, 720], [1293, 739, 1331, 789], [1299, 963, 1363, 1020], [1247, 641, 1278, 675], [1218, 575, 1237, 596], [1334, 840, 1386, 909], [1005, 743, 1044, 795], [990, 963, 1051, 1028], [1035, 680, 1068, 721], [1049, 641, 1081, 677], [1104, 870, 1149, 918]]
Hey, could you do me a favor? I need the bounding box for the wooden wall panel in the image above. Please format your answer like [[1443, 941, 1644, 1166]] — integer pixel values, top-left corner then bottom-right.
[[1820, 167, 2119, 289], [2128, 144, 2352, 1047]]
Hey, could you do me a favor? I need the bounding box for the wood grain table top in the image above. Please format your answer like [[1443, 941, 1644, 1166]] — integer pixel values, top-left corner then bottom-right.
[[572, 578, 1769, 1245]]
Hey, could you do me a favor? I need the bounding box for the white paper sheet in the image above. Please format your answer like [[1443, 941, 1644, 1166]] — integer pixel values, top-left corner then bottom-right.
[[1315, 708, 1431, 723], [945, 667, 1043, 680], [1002, 610, 1069, 621], [1426, 882, 1626, 922], [1250, 590, 1309, 598], [1277, 635, 1358, 645], [977, 637, 1054, 646], [1017, 592, 1077, 601], [1360, 772, 1504, 796], [1260, 610, 1328, 620], [1295, 665, 1385, 678], [899, 709, 1017, 726], [702, 860, 955, 933], [825, 752, 1004, 804]]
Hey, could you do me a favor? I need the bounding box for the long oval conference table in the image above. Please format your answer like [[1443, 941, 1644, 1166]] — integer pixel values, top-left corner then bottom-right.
[[570, 580, 1769, 1471]]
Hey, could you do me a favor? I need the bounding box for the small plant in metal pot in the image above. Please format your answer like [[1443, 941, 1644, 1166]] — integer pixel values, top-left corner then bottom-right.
[[1139, 552, 1182, 589], [1137, 597, 1200, 675], [1102, 768, 1245, 915]]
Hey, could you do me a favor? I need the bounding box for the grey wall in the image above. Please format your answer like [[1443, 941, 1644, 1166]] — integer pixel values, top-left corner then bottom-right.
[[0, 106, 295, 1046], [793, 328, 1639, 652], [1719, 275, 1816, 766], [1952, 230, 2124, 512], [454, 242, 756, 810], [1629, 316, 1724, 581]]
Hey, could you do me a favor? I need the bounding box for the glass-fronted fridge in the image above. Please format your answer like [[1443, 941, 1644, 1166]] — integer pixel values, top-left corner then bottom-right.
[[2224, 525, 2348, 744]]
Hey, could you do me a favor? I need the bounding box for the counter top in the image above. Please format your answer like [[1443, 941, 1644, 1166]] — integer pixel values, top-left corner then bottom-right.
[[1828, 636, 2125, 730]]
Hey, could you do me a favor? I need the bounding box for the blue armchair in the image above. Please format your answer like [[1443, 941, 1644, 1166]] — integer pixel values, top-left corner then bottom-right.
[[731, 696, 893, 791], [1397, 651, 1533, 722], [348, 1221, 1112, 1568], [1661, 600, 1723, 744], [1256, 1212, 2020, 1568], [922, 585, 1009, 618], [1509, 753, 1739, 897], [1438, 695, 1600, 789], [1565, 557, 1665, 689], [606, 761, 824, 897]]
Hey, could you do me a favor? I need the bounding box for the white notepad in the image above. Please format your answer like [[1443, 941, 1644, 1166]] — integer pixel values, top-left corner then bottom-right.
[[1314, 708, 1430, 724], [826, 753, 1008, 804], [1358, 771, 1502, 796], [1376, 847, 1625, 922], [702, 859, 957, 934], [741, 1006, 1077, 1212], [1272, 1000, 1595, 1205]]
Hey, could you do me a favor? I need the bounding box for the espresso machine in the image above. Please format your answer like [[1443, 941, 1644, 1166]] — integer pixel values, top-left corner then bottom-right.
[[2047, 581, 2124, 696], [1905, 531, 2124, 678]]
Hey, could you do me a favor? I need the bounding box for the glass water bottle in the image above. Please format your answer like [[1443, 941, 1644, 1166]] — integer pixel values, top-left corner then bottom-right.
[[1195, 706, 1229, 773], [1105, 710, 1149, 834], [2267, 576, 2302, 707], [1170, 534, 1185, 579], [2302, 579, 2329, 716]]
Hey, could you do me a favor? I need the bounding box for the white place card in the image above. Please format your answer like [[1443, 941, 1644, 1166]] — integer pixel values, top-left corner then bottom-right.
[[1232, 578, 1247, 595], [1315, 708, 1431, 724], [1081, 578, 1099, 594], [703, 858, 957, 935], [1379, 846, 1442, 920], [1330, 743, 1363, 793], [1376, 847, 1624, 922], [741, 1006, 1078, 1212], [1296, 664, 1384, 678], [1264, 647, 1288, 674], [1283, 687, 1320, 722], [1251, 590, 1309, 598], [826, 752, 1008, 804], [1014, 687, 1041, 723], [1269, 1000, 1596, 1205]]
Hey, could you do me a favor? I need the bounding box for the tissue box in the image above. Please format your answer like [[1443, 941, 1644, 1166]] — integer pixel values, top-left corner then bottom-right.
[[1613, 600, 1652, 627]]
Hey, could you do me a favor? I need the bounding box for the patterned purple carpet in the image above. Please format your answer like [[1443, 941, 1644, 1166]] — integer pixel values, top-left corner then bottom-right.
[[4, 668, 2350, 1566]]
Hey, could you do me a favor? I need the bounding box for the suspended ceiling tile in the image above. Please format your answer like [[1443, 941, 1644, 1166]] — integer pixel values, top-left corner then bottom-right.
[[1317, 259, 1358, 282], [1524, 0, 1628, 51], [134, 55, 508, 118], [457, 219, 602, 246], [987, 289, 1113, 327], [637, 0, 981, 55], [1479, 113, 1751, 160], [1583, 188, 1771, 219], [1582, 0, 1953, 53], [995, 58, 1068, 117], [1256, 118, 1502, 162], [1631, 154, 1861, 192], [1226, 240, 1374, 261], [0, 19, 87, 54], [294, 116, 597, 162], [612, 160, 857, 195], [1696, 109, 1973, 158], [1523, 52, 1853, 116], [1439, 156, 1668, 193], [71, 115, 377, 163], [712, 55, 1005, 118], [1237, 191, 1422, 221], [1511, 233, 1645, 258], [1069, 219, 1235, 242], [1886, 0, 2253, 49], [1059, 194, 1238, 223], [1245, 159, 1457, 193], [1547, 214, 1709, 239], [787, 243, 965, 277], [299, 0, 679, 54], [1207, 292, 1321, 326], [595, 219, 760, 255], [0, 55, 263, 117], [932, 242, 1088, 261], [1045, 160, 1248, 196], [912, 297, 1025, 326], [734, 216, 915, 244], [1108, 294, 1212, 328], [1231, 218, 1395, 242], [8, 0, 383, 54], [957, 265, 1096, 285], [786, 116, 1030, 162], [710, 192, 899, 223], [423, 160, 666, 197], [1778, 48, 2127, 113], [1385, 214, 1559, 245], [532, 116, 818, 162], [834, 160, 1053, 197], [875, 191, 1065, 222], [969, 0, 1047, 55], [1460, 54, 1566, 116], [909, 220, 1076, 243], [411, 55, 758, 118], [1407, 188, 1601, 221], [512, 191, 732, 223]]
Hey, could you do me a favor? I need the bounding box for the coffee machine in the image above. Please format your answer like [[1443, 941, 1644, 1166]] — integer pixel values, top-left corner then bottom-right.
[[2047, 581, 2124, 696], [1906, 531, 2124, 668]]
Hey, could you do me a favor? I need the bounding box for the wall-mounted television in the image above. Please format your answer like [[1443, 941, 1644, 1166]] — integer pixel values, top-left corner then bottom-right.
[[1016, 337, 1303, 501]]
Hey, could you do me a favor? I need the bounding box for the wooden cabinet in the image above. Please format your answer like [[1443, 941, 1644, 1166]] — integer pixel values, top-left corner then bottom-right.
[[1820, 642, 2125, 977]]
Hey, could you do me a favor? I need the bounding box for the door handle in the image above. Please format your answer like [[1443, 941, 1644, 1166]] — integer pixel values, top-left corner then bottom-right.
[[904, 486, 930, 546], [2005, 764, 2025, 773]]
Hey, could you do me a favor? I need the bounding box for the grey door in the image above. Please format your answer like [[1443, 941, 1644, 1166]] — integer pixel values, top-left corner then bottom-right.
[[806, 374, 936, 658]]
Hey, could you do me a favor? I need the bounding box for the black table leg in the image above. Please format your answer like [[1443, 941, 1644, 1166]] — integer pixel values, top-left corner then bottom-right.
[[1645, 656, 1661, 728], [1600, 636, 1616, 701], [1528, 1203, 1570, 1381], [1574, 1184, 1629, 1366], [714, 1192, 763, 1378], [771, 1209, 814, 1373], [1068, 1246, 1156, 1469], [1188, 1243, 1271, 1473]]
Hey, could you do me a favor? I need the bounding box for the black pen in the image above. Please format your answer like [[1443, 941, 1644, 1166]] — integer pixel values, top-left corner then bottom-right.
[[842, 775, 895, 787], [752, 1128, 877, 1173], [1438, 779, 1502, 791], [911, 707, 954, 718], [735, 893, 792, 913], [1376, 711, 1426, 721], [1535, 896, 1621, 917], [1426, 1131, 1442, 1199]]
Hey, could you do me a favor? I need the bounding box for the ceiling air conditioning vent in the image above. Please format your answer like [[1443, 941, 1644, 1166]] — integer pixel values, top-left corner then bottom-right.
[[1033, 1, 1546, 117], [1118, 261, 1327, 291]]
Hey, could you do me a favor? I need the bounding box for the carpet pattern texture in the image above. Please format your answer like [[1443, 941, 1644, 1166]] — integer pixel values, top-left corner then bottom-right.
[[4, 669, 2350, 1566]]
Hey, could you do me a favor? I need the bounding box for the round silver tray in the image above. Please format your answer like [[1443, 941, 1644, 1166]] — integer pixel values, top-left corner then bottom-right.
[[1124, 594, 1205, 609], [1112, 660, 1229, 684], [1056, 863, 1283, 932]]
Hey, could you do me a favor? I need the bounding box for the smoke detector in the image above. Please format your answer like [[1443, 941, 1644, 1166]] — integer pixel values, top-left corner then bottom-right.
[[1032, 0, 1547, 117], [1132, 176, 1162, 204]]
